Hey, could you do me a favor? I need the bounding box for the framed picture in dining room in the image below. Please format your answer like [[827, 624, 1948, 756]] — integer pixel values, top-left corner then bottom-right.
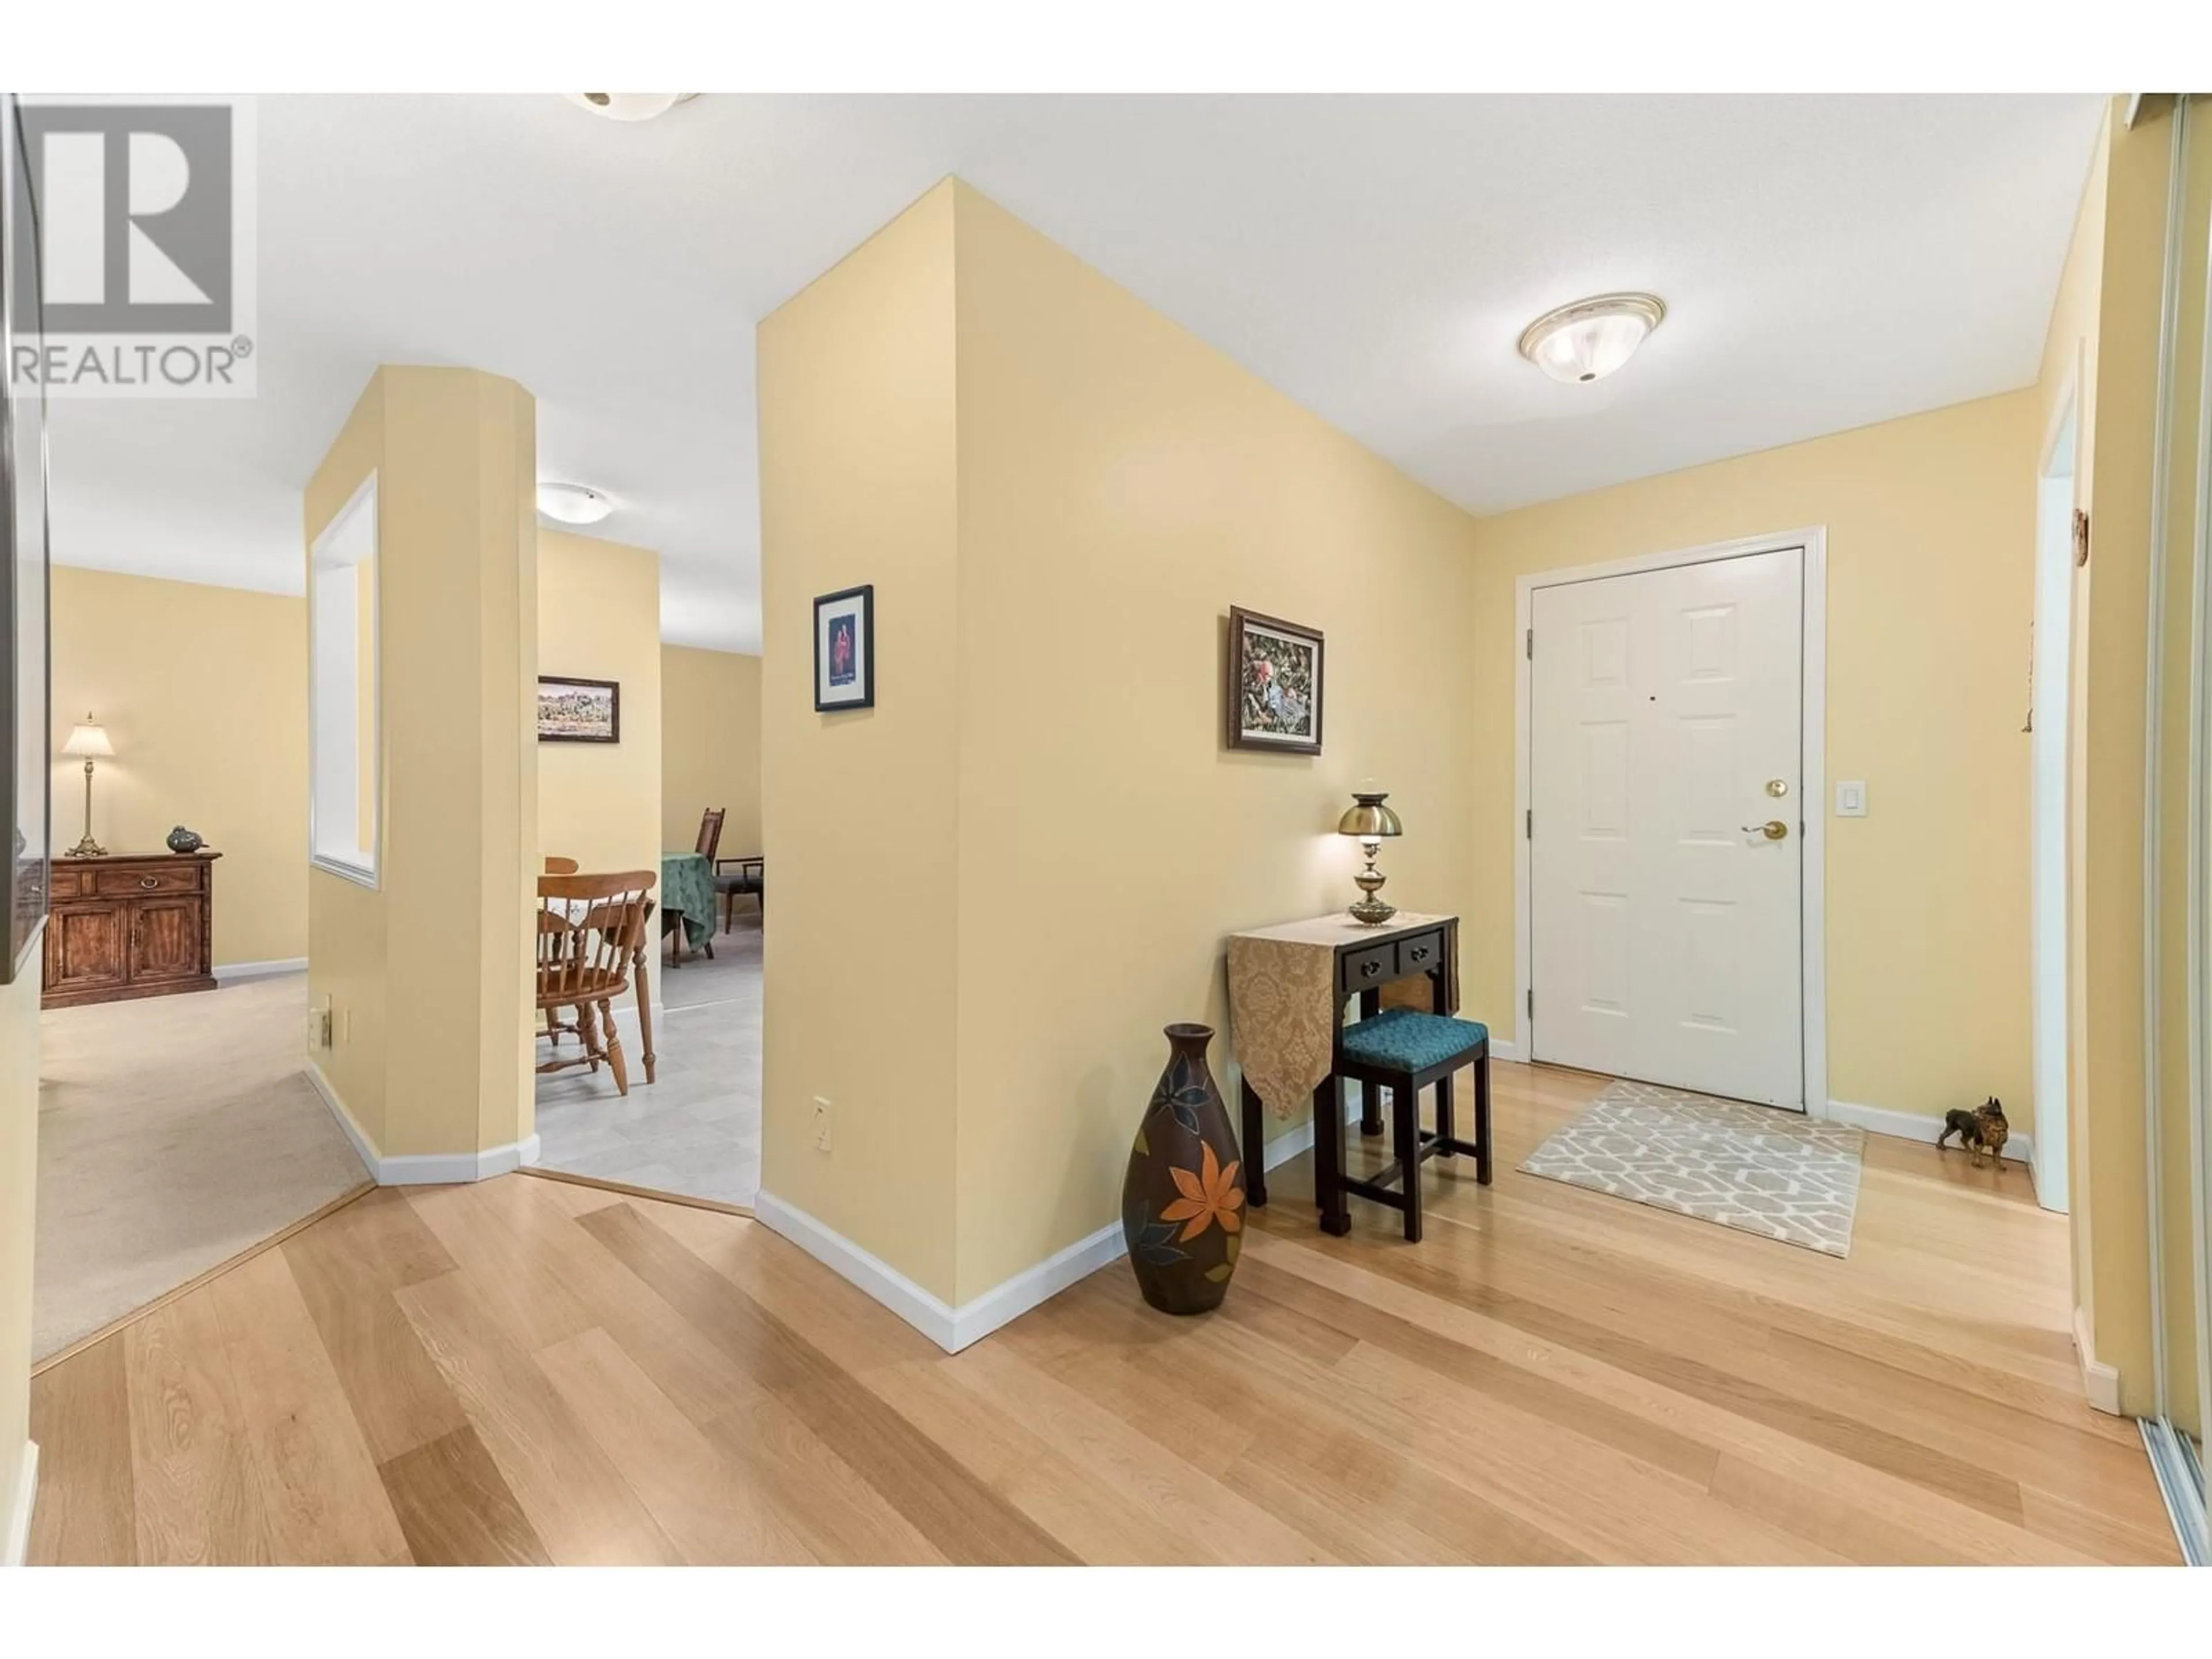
[[814, 584, 875, 711], [1226, 606, 1324, 755], [537, 675, 620, 743]]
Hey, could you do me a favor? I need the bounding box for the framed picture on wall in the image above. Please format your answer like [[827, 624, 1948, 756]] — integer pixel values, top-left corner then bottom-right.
[[1226, 606, 1324, 755], [814, 584, 874, 712], [538, 675, 620, 743], [2, 95, 52, 986]]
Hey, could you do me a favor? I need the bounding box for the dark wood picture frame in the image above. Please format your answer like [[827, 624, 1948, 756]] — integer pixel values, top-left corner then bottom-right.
[[1226, 605, 1324, 756], [537, 675, 621, 744], [813, 583, 876, 712], [2, 95, 52, 987]]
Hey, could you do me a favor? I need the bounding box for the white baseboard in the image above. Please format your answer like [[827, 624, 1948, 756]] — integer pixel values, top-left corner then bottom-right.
[[306, 1059, 540, 1186], [1489, 1039, 1526, 1063], [1824, 1098, 2033, 1167], [213, 956, 308, 985], [946, 1220, 1127, 1353], [758, 1065, 1501, 1356], [2074, 1305, 2123, 1415], [3, 1441, 36, 1567]]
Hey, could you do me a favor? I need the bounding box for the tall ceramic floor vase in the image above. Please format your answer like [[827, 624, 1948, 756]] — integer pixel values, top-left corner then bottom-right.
[[1122, 1022, 1247, 1315]]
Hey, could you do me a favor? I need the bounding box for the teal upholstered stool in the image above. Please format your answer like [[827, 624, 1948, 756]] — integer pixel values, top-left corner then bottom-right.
[[1332, 1009, 1491, 1241]]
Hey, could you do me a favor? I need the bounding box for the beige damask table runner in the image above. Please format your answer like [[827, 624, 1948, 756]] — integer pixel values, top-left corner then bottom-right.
[[1226, 911, 1458, 1119]]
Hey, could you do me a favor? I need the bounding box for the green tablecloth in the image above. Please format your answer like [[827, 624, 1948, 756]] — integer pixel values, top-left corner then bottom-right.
[[660, 851, 715, 948]]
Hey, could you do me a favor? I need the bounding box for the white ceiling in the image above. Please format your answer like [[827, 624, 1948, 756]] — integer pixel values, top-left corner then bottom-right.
[[47, 93, 2105, 653]]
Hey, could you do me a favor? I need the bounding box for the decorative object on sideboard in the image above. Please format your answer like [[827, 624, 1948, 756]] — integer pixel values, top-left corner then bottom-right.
[[813, 584, 875, 712], [1226, 606, 1324, 754], [1122, 1022, 1245, 1316], [537, 676, 620, 743], [1337, 787, 1403, 925], [165, 825, 204, 854], [61, 714, 115, 858]]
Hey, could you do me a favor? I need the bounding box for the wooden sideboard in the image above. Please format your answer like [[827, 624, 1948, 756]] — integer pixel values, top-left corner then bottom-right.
[[41, 851, 222, 1009]]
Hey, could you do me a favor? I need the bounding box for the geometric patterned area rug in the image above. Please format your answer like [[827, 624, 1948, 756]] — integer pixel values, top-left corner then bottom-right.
[[1520, 1078, 1866, 1257]]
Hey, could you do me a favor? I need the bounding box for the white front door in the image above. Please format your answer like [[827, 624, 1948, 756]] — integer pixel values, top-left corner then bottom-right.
[[1528, 546, 1805, 1108]]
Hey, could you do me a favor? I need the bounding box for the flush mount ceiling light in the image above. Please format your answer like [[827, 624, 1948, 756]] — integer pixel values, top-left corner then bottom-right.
[[562, 93, 696, 123], [537, 482, 615, 525], [1516, 292, 1667, 385]]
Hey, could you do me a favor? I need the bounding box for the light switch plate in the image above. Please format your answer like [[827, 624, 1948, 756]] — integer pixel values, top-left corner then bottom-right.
[[1835, 781, 1868, 817]]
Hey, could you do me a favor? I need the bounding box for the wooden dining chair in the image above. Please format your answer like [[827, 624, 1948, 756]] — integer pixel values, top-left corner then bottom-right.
[[536, 870, 657, 1096], [544, 854, 579, 874], [695, 808, 725, 862]]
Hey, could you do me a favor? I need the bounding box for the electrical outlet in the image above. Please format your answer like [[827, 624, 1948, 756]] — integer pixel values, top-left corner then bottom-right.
[[812, 1096, 832, 1153]]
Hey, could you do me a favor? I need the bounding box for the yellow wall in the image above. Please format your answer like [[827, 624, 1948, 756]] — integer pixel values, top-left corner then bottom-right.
[[2039, 103, 2109, 1336], [1473, 391, 2041, 1134], [49, 567, 306, 968], [2072, 100, 2176, 1414], [304, 366, 538, 1162], [2147, 101, 2211, 1438], [946, 185, 1483, 1302], [537, 530, 661, 878], [0, 968, 36, 1554], [759, 181, 965, 1298], [760, 181, 1482, 1305], [661, 644, 762, 860]]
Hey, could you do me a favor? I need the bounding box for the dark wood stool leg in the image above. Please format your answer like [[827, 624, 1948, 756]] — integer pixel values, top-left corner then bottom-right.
[[1475, 1048, 1493, 1185], [1435, 1070, 1456, 1161], [1241, 1076, 1268, 1209], [1358, 990, 1384, 1135], [1315, 1074, 1350, 1236], [1391, 1075, 1423, 1243]]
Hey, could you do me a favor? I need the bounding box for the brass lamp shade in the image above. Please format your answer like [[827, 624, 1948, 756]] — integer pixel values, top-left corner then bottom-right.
[[1336, 789, 1402, 926], [1335, 794, 1402, 839]]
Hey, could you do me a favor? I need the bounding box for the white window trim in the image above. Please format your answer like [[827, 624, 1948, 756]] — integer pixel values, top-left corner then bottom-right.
[[1511, 524, 1829, 1119], [308, 470, 381, 889]]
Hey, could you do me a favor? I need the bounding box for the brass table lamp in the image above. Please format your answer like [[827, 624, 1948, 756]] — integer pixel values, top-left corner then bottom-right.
[[1336, 789, 1402, 926], [62, 714, 115, 858]]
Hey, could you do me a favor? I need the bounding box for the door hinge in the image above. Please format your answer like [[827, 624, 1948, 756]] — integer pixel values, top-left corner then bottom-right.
[[1525, 627, 1534, 660], [1525, 808, 1532, 838], [1527, 987, 1535, 1018]]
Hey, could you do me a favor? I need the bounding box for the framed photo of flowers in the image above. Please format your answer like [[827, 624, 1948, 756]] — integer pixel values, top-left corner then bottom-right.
[[813, 584, 874, 712], [1226, 606, 1323, 755]]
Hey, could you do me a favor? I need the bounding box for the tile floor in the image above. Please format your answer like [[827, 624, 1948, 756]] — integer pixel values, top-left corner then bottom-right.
[[532, 910, 762, 1207]]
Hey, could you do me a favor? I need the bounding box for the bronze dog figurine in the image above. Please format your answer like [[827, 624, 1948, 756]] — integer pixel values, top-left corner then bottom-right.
[[1937, 1097, 2009, 1166]]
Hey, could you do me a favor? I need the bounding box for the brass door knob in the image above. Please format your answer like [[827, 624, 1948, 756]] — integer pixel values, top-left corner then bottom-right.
[[1742, 820, 1789, 841]]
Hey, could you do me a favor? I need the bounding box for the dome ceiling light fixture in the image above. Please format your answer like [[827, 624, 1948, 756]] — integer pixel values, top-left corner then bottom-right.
[[1516, 291, 1667, 385], [537, 482, 615, 525], [562, 93, 698, 123]]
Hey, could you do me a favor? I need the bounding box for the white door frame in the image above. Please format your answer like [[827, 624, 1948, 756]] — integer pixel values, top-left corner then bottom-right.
[[2030, 363, 2080, 1214], [1513, 526, 1830, 1116]]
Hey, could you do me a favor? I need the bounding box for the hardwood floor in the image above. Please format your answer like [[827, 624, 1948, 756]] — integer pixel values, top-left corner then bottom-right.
[[25, 1060, 2182, 1564]]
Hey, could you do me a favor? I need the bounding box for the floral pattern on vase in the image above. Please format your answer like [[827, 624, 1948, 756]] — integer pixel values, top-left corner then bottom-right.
[[1122, 1022, 1245, 1315]]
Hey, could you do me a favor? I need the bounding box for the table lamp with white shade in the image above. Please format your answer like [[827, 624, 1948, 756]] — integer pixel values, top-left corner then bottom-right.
[[61, 714, 115, 858]]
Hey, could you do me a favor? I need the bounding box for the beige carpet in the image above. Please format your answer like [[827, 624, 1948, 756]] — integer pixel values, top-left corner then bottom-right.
[[1520, 1078, 1866, 1257], [34, 972, 369, 1359]]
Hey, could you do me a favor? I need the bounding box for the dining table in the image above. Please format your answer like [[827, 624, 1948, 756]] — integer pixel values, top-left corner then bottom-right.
[[660, 850, 717, 965]]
